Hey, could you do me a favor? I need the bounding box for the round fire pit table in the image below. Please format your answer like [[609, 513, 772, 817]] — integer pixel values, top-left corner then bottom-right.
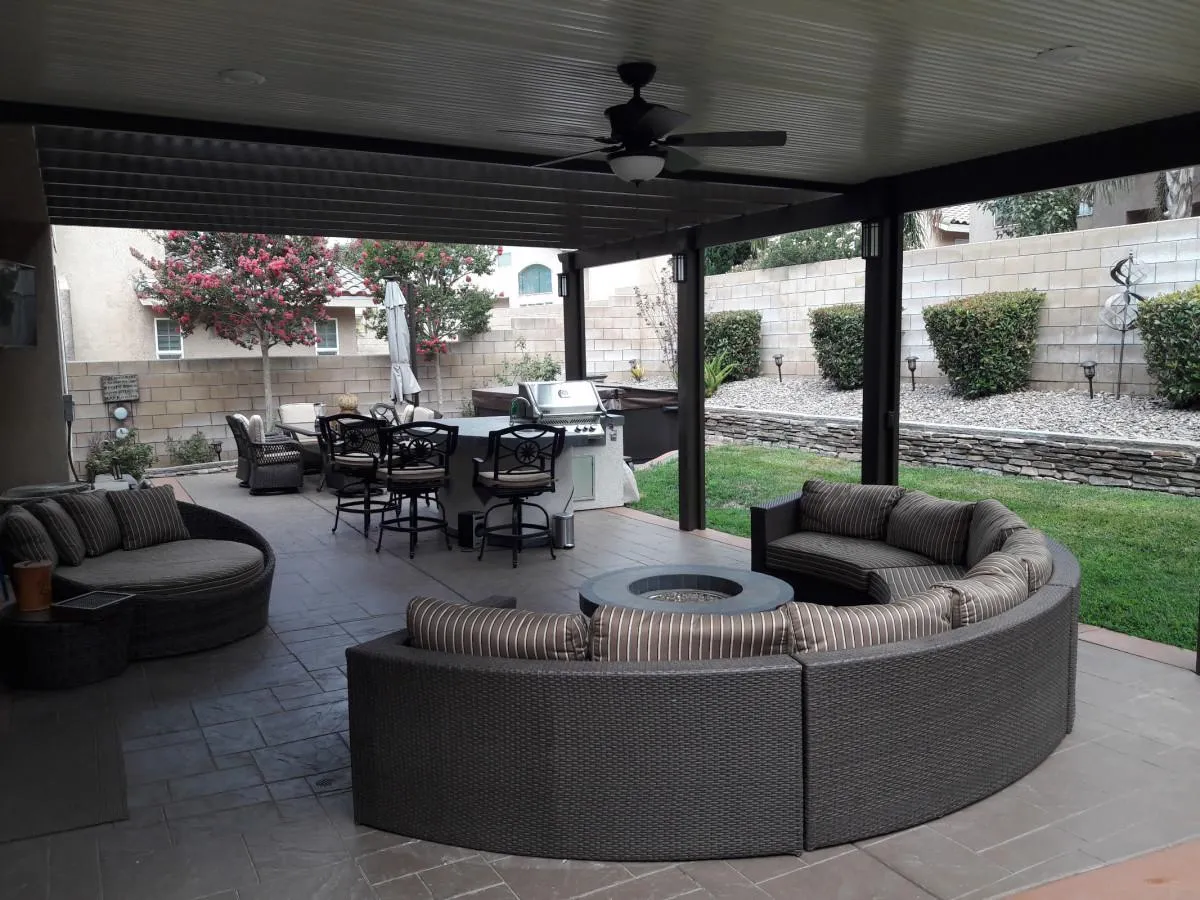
[[579, 565, 793, 616]]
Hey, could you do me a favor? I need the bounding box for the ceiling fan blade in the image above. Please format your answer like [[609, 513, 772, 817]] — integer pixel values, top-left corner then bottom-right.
[[532, 147, 616, 168], [664, 148, 700, 173], [635, 105, 691, 139], [664, 130, 788, 148], [499, 129, 613, 142]]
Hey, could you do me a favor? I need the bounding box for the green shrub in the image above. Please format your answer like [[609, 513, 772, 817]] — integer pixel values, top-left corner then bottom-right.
[[923, 291, 1044, 398], [809, 303, 864, 389], [494, 336, 561, 385], [704, 353, 737, 398], [165, 430, 217, 466], [704, 310, 762, 381], [85, 430, 155, 482], [1138, 286, 1200, 408]]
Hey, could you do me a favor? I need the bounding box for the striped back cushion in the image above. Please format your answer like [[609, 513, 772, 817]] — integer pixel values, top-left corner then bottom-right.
[[886, 490, 975, 565], [248, 414, 267, 443], [0, 506, 58, 566], [1001, 529, 1054, 591], [783, 588, 954, 653], [408, 596, 588, 661], [105, 486, 191, 551], [965, 500, 1028, 568], [588, 605, 792, 662], [57, 491, 123, 557], [938, 552, 1030, 627], [799, 478, 905, 540], [29, 499, 87, 566]]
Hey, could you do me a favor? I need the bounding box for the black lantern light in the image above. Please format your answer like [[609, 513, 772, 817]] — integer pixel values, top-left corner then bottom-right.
[[773, 353, 784, 383], [1081, 360, 1097, 399], [670, 252, 687, 283], [556, 272, 569, 298], [905, 355, 919, 391], [210, 440, 223, 460]]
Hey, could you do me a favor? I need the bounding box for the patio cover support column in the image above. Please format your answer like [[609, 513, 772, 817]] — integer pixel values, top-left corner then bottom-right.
[[677, 239, 706, 531], [561, 254, 586, 381], [861, 213, 904, 485]]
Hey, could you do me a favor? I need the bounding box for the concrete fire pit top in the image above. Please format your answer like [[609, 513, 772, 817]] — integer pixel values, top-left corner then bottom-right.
[[578, 565, 793, 616]]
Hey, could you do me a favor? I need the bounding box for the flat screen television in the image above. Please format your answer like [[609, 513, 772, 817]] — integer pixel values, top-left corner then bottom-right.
[[0, 260, 36, 348]]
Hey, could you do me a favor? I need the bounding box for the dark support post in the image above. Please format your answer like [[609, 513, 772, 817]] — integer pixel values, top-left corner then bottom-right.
[[561, 255, 586, 381], [676, 238, 706, 530], [861, 214, 904, 485]]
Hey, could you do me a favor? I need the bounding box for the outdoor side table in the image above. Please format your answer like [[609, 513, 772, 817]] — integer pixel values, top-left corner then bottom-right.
[[0, 599, 133, 690]]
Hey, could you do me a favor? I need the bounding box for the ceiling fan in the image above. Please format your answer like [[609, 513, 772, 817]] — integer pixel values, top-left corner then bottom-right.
[[502, 62, 787, 184]]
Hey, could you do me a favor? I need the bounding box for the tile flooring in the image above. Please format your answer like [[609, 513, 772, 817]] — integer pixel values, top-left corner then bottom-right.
[[1, 472, 1198, 900]]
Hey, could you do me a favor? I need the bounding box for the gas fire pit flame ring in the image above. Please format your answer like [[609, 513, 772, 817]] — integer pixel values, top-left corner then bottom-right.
[[578, 565, 793, 617]]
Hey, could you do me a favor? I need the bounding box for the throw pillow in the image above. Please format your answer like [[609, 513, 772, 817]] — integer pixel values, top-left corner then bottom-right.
[[106, 486, 191, 551], [783, 587, 954, 653], [886, 491, 976, 565], [57, 490, 123, 557], [0, 505, 58, 566], [938, 552, 1030, 627], [1000, 529, 1054, 592], [248, 414, 267, 443], [407, 596, 588, 661], [965, 500, 1028, 568], [799, 478, 905, 540], [29, 499, 86, 566], [588, 605, 792, 662]]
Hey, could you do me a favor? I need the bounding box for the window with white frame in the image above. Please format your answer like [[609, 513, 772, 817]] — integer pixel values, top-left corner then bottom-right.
[[155, 318, 183, 359], [518, 264, 553, 295], [496, 251, 512, 268], [315, 318, 340, 355]]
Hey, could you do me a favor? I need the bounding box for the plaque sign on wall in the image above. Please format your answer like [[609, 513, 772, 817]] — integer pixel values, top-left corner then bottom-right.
[[100, 374, 140, 404]]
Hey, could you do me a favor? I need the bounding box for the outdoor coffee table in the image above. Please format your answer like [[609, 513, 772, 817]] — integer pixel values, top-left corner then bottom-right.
[[579, 564, 793, 616]]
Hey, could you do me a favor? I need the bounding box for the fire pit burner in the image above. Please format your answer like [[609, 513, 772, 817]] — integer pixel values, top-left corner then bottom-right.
[[643, 589, 728, 603], [579, 565, 793, 616]]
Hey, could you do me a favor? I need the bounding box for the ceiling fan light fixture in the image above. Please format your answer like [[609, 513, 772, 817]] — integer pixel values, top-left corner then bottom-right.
[[608, 151, 665, 184], [217, 68, 266, 86]]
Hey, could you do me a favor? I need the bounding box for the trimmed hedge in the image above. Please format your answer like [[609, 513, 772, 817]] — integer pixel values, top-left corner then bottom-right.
[[923, 291, 1044, 398], [809, 303, 864, 389], [704, 310, 762, 381], [1138, 286, 1200, 408]]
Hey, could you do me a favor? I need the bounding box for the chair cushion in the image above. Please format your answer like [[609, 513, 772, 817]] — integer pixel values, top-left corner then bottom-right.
[[783, 587, 954, 653], [407, 596, 588, 661], [937, 552, 1030, 626], [799, 478, 905, 540], [28, 499, 86, 566], [64, 538, 265, 598], [477, 471, 553, 488], [886, 490, 975, 565], [765, 532, 935, 592], [333, 452, 376, 468], [57, 491, 123, 557], [106, 486, 191, 551], [1000, 528, 1054, 592], [588, 604, 792, 662], [966, 500, 1028, 568], [0, 505, 58, 566], [277, 403, 317, 427], [867, 564, 968, 602], [248, 414, 267, 443], [386, 467, 445, 484]]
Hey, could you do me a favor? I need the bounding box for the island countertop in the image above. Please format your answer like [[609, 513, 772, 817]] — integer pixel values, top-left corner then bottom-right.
[[437, 415, 623, 447]]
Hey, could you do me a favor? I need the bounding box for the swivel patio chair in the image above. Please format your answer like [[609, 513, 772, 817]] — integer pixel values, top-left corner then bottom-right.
[[376, 421, 458, 557], [473, 423, 565, 568], [276, 402, 323, 474], [318, 413, 383, 536], [224, 415, 304, 494]]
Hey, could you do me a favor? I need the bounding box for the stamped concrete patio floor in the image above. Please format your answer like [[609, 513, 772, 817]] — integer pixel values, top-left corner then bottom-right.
[[2, 472, 1198, 900]]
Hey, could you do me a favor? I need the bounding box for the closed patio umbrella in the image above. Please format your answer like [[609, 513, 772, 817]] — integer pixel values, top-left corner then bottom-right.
[[384, 280, 421, 402]]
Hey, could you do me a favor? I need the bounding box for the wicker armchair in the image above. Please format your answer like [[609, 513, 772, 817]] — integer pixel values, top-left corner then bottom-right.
[[225, 415, 305, 494]]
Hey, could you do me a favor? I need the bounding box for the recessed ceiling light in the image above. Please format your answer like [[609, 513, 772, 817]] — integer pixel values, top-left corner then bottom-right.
[[217, 69, 266, 86], [1035, 46, 1086, 64]]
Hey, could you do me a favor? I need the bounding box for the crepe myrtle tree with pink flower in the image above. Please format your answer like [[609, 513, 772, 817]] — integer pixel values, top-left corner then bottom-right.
[[345, 239, 499, 405], [132, 231, 342, 419]]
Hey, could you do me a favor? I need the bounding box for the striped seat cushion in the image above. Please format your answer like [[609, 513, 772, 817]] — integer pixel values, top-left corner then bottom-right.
[[0, 505, 59, 566], [886, 491, 975, 565], [765, 532, 935, 592], [333, 452, 376, 468], [1000, 528, 1054, 591], [799, 478, 905, 540], [57, 491, 123, 557], [937, 552, 1030, 626], [867, 564, 967, 602], [386, 467, 445, 484], [588, 605, 792, 661], [66, 539, 265, 598], [29, 499, 87, 566], [106, 486, 191, 551], [408, 596, 588, 661], [966, 500, 1029, 568], [782, 587, 954, 653], [477, 471, 553, 487]]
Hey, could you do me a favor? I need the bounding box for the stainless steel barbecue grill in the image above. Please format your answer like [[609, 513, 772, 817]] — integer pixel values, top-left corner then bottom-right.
[[517, 381, 608, 437]]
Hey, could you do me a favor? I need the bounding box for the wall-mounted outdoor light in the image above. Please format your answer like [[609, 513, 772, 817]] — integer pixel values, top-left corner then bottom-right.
[[773, 353, 784, 383], [670, 252, 687, 283], [556, 272, 569, 297], [861, 221, 881, 259], [905, 355, 919, 391], [1081, 360, 1097, 399]]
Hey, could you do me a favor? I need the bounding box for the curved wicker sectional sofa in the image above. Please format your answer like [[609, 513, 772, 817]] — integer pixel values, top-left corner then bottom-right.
[[347, 488, 1080, 861]]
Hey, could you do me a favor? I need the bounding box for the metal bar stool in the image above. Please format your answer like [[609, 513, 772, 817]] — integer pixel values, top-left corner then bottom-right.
[[317, 413, 382, 536], [473, 424, 566, 568], [376, 422, 458, 557]]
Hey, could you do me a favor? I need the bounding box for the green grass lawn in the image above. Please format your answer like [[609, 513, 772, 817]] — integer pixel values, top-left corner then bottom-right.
[[633, 446, 1200, 651]]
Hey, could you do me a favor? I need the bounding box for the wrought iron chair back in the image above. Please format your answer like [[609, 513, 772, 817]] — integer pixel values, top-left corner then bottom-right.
[[381, 422, 458, 479], [318, 413, 382, 464], [483, 424, 565, 481]]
